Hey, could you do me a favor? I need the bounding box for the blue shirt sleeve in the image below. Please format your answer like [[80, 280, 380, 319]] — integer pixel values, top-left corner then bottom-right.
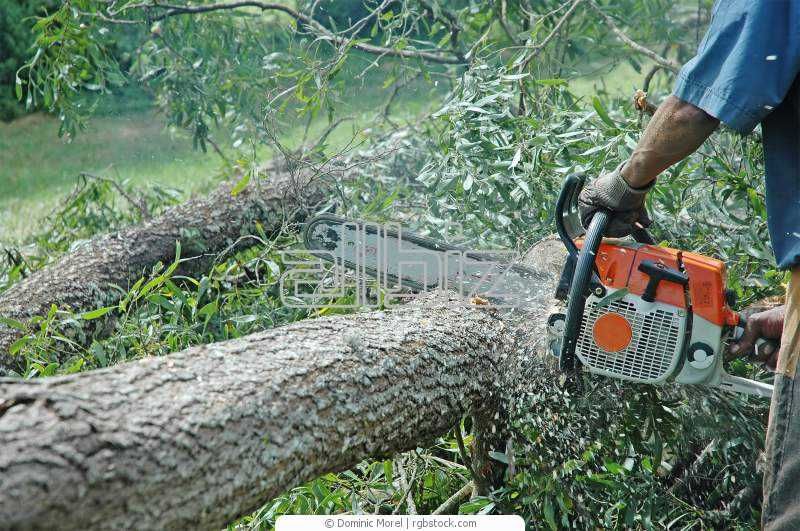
[[673, 0, 800, 134]]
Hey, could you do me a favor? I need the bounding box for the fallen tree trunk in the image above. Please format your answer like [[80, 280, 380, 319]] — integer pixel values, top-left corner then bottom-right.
[[0, 238, 565, 529], [0, 296, 514, 529], [0, 163, 329, 373]]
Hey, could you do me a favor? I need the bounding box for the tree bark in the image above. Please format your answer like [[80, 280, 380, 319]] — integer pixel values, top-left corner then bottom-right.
[[0, 226, 566, 530], [0, 164, 329, 373], [0, 296, 514, 529]]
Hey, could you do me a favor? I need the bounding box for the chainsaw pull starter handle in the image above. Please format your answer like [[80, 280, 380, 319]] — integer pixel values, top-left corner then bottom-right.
[[560, 209, 610, 371]]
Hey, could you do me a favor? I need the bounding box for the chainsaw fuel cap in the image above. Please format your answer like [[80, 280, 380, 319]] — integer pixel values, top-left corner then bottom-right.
[[592, 312, 632, 353]]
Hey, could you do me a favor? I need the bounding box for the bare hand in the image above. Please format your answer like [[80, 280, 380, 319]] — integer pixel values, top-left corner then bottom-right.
[[730, 305, 784, 371]]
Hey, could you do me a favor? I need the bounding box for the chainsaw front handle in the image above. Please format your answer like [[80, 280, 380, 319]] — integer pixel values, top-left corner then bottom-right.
[[554, 174, 654, 371], [559, 208, 610, 371], [555, 174, 655, 252]]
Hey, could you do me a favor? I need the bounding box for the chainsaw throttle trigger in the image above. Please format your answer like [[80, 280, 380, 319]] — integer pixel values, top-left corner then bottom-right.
[[637, 260, 689, 302]]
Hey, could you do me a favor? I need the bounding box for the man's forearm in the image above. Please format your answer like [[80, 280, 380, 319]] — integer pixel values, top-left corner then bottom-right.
[[622, 95, 720, 188]]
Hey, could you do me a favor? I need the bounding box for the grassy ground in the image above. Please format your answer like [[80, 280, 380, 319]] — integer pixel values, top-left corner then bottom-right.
[[0, 109, 223, 243], [0, 85, 435, 244], [568, 60, 671, 99]]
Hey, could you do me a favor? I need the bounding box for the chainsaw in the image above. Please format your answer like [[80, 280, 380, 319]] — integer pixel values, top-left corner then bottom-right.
[[548, 174, 773, 398], [301, 177, 774, 398]]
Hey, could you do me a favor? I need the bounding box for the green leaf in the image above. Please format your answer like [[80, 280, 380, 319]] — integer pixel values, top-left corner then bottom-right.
[[594, 287, 629, 310], [80, 306, 115, 320], [603, 460, 624, 475], [592, 96, 616, 128], [488, 451, 509, 464], [459, 497, 492, 515], [9, 336, 30, 356], [383, 460, 393, 484], [536, 78, 568, 87], [91, 342, 108, 367], [0, 317, 27, 331], [64, 358, 84, 374], [500, 73, 528, 81], [197, 301, 218, 319], [544, 497, 557, 531], [625, 502, 636, 527], [14, 75, 22, 100], [231, 172, 251, 196]]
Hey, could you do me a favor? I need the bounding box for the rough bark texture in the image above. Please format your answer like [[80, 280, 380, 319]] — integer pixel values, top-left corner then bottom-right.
[[0, 297, 512, 530], [0, 224, 567, 529], [0, 164, 329, 373]]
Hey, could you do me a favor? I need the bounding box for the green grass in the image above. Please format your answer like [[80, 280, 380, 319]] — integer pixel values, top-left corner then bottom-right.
[[0, 109, 224, 243], [568, 60, 673, 101], [0, 68, 439, 244]]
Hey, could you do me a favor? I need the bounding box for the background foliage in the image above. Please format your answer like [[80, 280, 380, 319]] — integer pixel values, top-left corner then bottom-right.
[[1, 0, 781, 528]]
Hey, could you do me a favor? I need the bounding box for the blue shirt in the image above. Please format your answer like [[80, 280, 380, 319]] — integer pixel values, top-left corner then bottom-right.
[[673, 0, 800, 269]]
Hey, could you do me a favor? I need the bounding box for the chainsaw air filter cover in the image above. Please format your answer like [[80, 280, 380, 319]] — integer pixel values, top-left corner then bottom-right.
[[577, 291, 687, 383]]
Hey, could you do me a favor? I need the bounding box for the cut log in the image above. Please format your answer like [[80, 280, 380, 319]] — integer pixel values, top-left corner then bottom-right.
[[0, 239, 566, 529], [0, 164, 329, 373], [0, 296, 511, 529]]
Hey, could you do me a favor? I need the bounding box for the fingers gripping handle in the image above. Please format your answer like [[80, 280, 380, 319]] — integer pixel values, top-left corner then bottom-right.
[[560, 210, 610, 371], [734, 314, 780, 360], [555, 173, 655, 252]]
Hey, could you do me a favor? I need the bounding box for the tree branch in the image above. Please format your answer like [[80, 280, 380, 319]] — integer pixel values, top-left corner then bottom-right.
[[519, 0, 584, 71], [396, 456, 418, 515], [0, 165, 329, 373], [79, 171, 151, 220], [149, 1, 464, 64], [588, 0, 680, 72], [432, 481, 474, 515], [497, 0, 521, 46]]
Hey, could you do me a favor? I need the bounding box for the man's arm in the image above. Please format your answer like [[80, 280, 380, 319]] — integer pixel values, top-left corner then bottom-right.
[[578, 95, 781, 359], [577, 95, 719, 237], [621, 95, 719, 188]]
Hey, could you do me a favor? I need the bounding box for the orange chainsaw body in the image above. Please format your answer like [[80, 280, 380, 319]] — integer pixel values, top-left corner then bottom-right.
[[577, 239, 740, 327]]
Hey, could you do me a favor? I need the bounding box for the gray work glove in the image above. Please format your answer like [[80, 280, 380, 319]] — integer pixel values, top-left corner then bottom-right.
[[578, 162, 654, 237]]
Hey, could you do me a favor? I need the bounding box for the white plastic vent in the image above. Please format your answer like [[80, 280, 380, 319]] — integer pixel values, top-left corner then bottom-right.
[[575, 294, 685, 384]]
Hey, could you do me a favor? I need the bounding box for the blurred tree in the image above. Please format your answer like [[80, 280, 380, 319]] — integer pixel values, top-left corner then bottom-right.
[[0, 0, 58, 120]]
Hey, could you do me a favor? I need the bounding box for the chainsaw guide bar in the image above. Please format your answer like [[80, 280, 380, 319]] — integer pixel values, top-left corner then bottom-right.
[[303, 214, 547, 308]]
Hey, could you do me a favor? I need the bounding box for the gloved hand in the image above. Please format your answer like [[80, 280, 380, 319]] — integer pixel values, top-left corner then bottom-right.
[[730, 305, 784, 371], [578, 162, 654, 237]]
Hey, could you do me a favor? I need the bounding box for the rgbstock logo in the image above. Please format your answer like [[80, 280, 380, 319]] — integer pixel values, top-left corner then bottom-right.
[[279, 218, 541, 309]]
